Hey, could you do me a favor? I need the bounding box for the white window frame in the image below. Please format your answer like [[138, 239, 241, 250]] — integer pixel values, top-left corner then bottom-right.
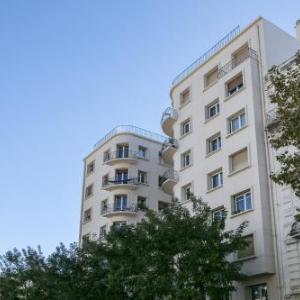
[[138, 170, 147, 184], [85, 184, 93, 199], [181, 150, 191, 169], [180, 87, 191, 107], [207, 133, 221, 154], [212, 207, 226, 222], [137, 145, 147, 159], [181, 118, 191, 136], [205, 99, 220, 120], [86, 160, 95, 175], [182, 183, 192, 201], [232, 189, 252, 215], [83, 208, 92, 223], [229, 147, 249, 174], [226, 72, 244, 97], [228, 109, 246, 134], [208, 169, 223, 191], [114, 194, 128, 211], [204, 66, 219, 88]]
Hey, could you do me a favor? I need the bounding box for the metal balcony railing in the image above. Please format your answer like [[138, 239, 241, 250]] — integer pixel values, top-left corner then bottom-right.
[[94, 125, 166, 150], [162, 169, 179, 182], [161, 107, 178, 126], [101, 203, 137, 215], [103, 150, 138, 162], [161, 138, 178, 152], [218, 48, 258, 79], [103, 177, 139, 188]]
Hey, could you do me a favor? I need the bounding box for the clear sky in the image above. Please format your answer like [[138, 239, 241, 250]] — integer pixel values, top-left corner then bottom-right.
[[0, 0, 299, 255]]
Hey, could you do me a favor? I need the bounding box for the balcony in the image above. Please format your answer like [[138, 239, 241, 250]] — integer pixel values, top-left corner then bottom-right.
[[101, 204, 137, 218], [266, 108, 279, 128], [103, 150, 138, 165], [161, 107, 178, 137], [290, 222, 300, 239], [102, 178, 139, 191], [160, 138, 178, 165], [161, 169, 179, 194]]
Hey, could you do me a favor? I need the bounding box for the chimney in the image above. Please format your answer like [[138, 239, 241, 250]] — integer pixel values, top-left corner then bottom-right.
[[296, 19, 300, 41]]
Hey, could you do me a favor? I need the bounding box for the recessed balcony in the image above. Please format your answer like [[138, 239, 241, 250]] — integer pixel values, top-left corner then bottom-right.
[[103, 150, 138, 165], [101, 204, 137, 218], [160, 138, 177, 165], [161, 169, 179, 194], [161, 107, 178, 137], [102, 178, 138, 191]]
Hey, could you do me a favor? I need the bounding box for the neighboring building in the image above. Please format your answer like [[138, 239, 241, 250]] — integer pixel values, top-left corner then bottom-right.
[[160, 17, 300, 300], [265, 53, 300, 299], [79, 125, 172, 243]]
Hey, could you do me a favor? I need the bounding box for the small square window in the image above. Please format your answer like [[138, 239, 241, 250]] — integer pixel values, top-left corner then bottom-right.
[[180, 88, 191, 106], [208, 169, 223, 190], [232, 189, 252, 215], [207, 133, 221, 154], [137, 146, 147, 159], [228, 110, 246, 134], [237, 234, 255, 259], [83, 208, 92, 223], [85, 184, 93, 199], [181, 118, 191, 136], [138, 170, 147, 184], [226, 73, 244, 97], [86, 161, 95, 175], [205, 100, 220, 120], [229, 147, 248, 173], [182, 184, 192, 201], [212, 207, 226, 222], [137, 196, 147, 210], [181, 150, 191, 168], [204, 66, 218, 88]]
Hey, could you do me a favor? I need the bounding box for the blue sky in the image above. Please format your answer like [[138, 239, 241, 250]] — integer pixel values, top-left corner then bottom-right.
[[0, 0, 299, 255]]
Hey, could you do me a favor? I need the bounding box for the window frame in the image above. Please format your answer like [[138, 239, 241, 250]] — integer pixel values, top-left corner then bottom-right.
[[229, 147, 249, 174], [182, 183, 192, 202], [206, 132, 221, 155], [231, 189, 252, 215], [181, 118, 191, 136], [137, 196, 147, 210], [137, 145, 147, 159], [181, 150, 192, 169], [227, 109, 247, 135], [204, 66, 219, 89], [86, 160, 95, 175], [208, 169, 223, 191], [180, 87, 191, 107], [85, 184, 94, 199], [237, 234, 255, 260], [205, 99, 220, 120], [83, 208, 92, 223], [138, 170, 147, 184], [225, 72, 244, 97]]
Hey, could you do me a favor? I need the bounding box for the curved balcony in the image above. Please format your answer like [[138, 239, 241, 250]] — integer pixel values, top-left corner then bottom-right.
[[103, 150, 138, 165], [161, 169, 178, 194], [101, 204, 137, 218], [290, 222, 300, 239], [102, 178, 138, 191], [160, 138, 177, 165], [161, 107, 178, 137]]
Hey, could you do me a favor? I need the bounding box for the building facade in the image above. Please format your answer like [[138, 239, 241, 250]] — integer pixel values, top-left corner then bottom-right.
[[79, 125, 172, 243], [160, 17, 300, 300]]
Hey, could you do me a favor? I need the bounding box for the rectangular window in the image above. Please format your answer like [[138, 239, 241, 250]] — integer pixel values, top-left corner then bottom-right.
[[82, 233, 90, 245], [83, 208, 92, 223], [102, 174, 109, 187], [99, 225, 107, 239], [181, 150, 191, 168], [182, 184, 192, 201], [237, 234, 255, 259], [138, 170, 147, 184], [207, 133, 221, 154], [180, 88, 190, 106], [158, 201, 169, 212], [85, 184, 93, 199], [232, 189, 252, 215], [137, 146, 147, 159], [229, 147, 248, 173], [114, 195, 128, 211], [212, 207, 226, 222], [113, 221, 127, 229], [86, 161, 95, 175], [116, 144, 129, 158], [101, 199, 108, 214], [226, 73, 244, 97], [137, 196, 147, 210], [204, 67, 218, 88], [103, 150, 110, 162], [115, 169, 128, 184], [208, 169, 223, 190], [250, 284, 268, 300], [181, 118, 191, 136], [232, 44, 249, 68], [228, 110, 246, 134], [205, 100, 220, 120], [158, 176, 165, 187]]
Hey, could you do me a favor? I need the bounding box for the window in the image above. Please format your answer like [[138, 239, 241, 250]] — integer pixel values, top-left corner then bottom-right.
[[137, 146, 147, 159], [85, 184, 93, 199], [226, 73, 244, 97], [181, 150, 191, 168], [102, 174, 109, 187], [228, 110, 246, 134], [83, 208, 92, 223], [232, 189, 252, 215], [204, 67, 218, 88], [208, 169, 223, 190], [229, 147, 249, 173], [212, 207, 226, 222], [205, 100, 220, 120], [181, 118, 191, 136], [116, 144, 129, 158], [138, 170, 147, 184], [237, 234, 255, 259], [182, 184, 192, 201], [158, 176, 165, 187], [250, 284, 268, 300], [180, 88, 190, 106], [115, 169, 128, 184], [112, 221, 127, 229], [232, 44, 249, 68], [101, 199, 108, 214], [207, 133, 221, 154], [158, 201, 169, 212], [86, 161, 95, 175], [99, 225, 107, 239], [103, 150, 110, 162], [114, 195, 128, 211], [137, 196, 147, 210], [82, 233, 90, 245]]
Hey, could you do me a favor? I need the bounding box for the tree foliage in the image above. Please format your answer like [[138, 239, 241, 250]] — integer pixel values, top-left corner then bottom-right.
[[267, 51, 300, 198], [0, 198, 248, 300]]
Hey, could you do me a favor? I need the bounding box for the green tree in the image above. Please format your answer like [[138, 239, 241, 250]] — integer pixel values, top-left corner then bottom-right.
[[267, 51, 300, 198]]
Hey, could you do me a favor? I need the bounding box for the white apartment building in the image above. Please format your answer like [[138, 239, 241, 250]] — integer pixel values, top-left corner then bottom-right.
[[79, 125, 172, 243], [160, 17, 300, 300]]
